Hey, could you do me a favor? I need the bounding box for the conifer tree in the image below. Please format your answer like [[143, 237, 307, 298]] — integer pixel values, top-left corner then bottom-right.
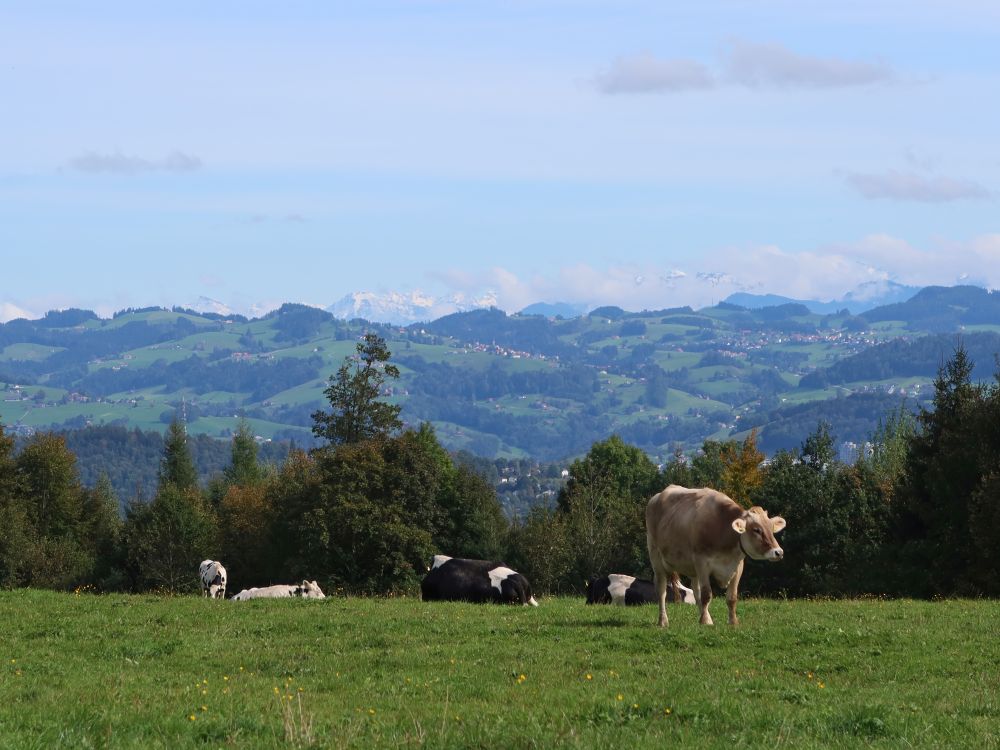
[[159, 418, 198, 491], [224, 419, 263, 486], [312, 333, 402, 446]]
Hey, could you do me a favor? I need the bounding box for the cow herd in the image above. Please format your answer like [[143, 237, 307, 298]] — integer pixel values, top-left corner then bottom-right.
[[198, 561, 326, 601], [199, 485, 787, 626]]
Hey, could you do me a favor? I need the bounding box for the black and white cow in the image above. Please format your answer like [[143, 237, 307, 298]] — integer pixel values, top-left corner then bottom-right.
[[199, 560, 227, 599], [231, 580, 326, 600], [421, 555, 538, 606], [586, 573, 695, 606]]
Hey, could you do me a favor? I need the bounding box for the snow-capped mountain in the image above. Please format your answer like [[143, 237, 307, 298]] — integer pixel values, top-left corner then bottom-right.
[[327, 290, 500, 325], [184, 296, 237, 316]]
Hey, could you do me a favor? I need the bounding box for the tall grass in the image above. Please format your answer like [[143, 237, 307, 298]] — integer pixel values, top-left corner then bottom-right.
[[0, 591, 996, 748]]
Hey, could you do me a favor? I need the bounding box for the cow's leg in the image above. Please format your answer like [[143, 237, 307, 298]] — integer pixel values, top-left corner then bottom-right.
[[652, 563, 669, 628], [726, 559, 745, 626], [694, 562, 714, 625]]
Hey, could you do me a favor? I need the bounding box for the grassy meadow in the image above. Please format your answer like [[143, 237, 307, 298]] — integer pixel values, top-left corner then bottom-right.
[[0, 591, 997, 749]]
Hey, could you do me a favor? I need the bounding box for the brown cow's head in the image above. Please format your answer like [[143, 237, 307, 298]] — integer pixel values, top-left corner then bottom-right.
[[732, 506, 786, 561]]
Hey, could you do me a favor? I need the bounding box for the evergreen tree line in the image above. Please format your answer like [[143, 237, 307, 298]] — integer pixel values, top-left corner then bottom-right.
[[1, 341, 998, 598]]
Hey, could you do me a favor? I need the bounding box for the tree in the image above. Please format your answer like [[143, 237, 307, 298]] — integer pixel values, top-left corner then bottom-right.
[[80, 473, 125, 590], [312, 333, 402, 446], [15, 433, 83, 537], [224, 419, 263, 486], [124, 485, 216, 592], [718, 429, 764, 506], [0, 424, 31, 587], [159, 418, 198, 492], [555, 436, 661, 588], [218, 482, 276, 593], [893, 345, 995, 594]]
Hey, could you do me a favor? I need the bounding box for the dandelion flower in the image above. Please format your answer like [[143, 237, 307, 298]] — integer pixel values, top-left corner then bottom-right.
[[616, 694, 623, 701], [189, 715, 196, 722], [585, 674, 592, 680], [633, 703, 639, 709], [200, 705, 207, 712], [818, 682, 826, 689], [664, 708, 672, 715], [223, 676, 229, 681], [368, 708, 376, 715]]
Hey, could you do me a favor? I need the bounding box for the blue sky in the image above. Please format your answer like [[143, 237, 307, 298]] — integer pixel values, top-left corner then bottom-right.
[[2, 1, 999, 320]]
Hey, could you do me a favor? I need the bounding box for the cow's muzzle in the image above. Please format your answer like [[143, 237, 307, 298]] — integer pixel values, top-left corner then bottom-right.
[[768, 547, 784, 561]]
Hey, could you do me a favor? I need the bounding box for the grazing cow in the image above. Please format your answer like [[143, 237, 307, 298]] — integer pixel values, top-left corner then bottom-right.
[[586, 573, 695, 606], [646, 485, 786, 627], [199, 560, 227, 599], [231, 580, 326, 601], [421, 556, 538, 606]]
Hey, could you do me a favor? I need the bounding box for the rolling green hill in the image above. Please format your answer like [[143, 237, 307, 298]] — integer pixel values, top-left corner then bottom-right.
[[2, 289, 996, 463]]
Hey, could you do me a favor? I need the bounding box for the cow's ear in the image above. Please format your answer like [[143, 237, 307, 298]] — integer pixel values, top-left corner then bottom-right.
[[731, 518, 747, 534], [302, 580, 309, 587], [771, 516, 787, 533]]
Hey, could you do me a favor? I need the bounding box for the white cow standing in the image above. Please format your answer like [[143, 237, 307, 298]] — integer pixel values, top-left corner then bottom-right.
[[231, 580, 326, 600], [199, 560, 228, 599]]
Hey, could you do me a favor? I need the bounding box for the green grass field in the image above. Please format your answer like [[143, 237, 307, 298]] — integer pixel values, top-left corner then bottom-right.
[[1, 592, 996, 749]]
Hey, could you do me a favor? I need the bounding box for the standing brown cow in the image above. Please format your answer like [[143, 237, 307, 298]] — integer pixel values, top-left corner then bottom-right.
[[645, 485, 786, 627]]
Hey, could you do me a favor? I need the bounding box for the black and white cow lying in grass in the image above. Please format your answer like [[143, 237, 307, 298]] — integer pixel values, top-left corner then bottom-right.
[[231, 580, 326, 600], [199, 560, 227, 599], [421, 555, 538, 606], [586, 573, 695, 606]]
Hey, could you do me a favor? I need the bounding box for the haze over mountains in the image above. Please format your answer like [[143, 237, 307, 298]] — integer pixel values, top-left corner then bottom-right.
[[157, 279, 929, 327]]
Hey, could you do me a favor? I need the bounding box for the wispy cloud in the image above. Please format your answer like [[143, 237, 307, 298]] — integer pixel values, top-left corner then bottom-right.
[[241, 212, 309, 224], [596, 54, 715, 94], [67, 150, 203, 175], [842, 169, 990, 202], [596, 40, 894, 96], [723, 40, 893, 89]]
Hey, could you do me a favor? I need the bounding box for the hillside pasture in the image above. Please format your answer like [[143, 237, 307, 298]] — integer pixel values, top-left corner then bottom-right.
[[0, 592, 995, 749]]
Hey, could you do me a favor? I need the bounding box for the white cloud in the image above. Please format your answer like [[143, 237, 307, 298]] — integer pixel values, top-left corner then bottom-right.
[[597, 40, 893, 96], [67, 150, 203, 175], [843, 169, 990, 202], [596, 54, 715, 94]]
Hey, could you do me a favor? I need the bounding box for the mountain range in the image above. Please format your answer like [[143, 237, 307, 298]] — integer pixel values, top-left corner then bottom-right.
[[167, 279, 925, 326]]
